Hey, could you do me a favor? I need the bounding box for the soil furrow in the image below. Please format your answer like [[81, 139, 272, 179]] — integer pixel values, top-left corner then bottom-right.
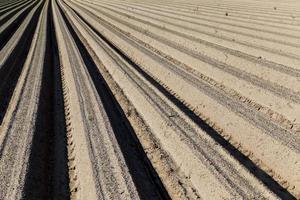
[[119, 1, 300, 32], [134, 1, 300, 26], [0, 0, 34, 18], [84, 1, 300, 61], [0, 0, 27, 10], [62, 1, 296, 198], [104, 1, 300, 39], [0, 1, 50, 198], [58, 3, 171, 199], [63, 1, 300, 197], [68, 0, 300, 151], [79, 1, 300, 71], [101, 1, 300, 45], [1, 0, 299, 199], [54, 0, 173, 198], [0, 0, 39, 49], [0, 0, 43, 124], [77, 1, 300, 102]]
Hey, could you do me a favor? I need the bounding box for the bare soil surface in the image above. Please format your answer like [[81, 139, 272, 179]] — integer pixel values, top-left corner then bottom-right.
[[0, 0, 299, 199]]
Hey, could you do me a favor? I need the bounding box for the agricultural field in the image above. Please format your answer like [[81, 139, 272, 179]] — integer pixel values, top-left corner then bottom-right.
[[0, 0, 299, 199]]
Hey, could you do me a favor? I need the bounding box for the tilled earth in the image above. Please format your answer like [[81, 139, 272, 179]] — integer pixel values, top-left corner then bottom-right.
[[0, 0, 299, 199]]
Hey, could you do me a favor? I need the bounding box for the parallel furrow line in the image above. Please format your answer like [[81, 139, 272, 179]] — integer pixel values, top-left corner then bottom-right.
[[64, 1, 298, 198], [72, 0, 298, 140]]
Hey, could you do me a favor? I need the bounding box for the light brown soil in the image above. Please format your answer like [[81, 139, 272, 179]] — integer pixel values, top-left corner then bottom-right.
[[0, 0, 299, 199]]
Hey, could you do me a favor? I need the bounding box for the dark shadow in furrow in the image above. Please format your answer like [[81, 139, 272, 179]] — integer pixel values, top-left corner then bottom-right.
[[0, 0, 34, 24], [0, 1, 19, 9], [0, 1, 43, 125], [0, 0, 38, 49], [69, 7, 297, 200], [0, 2, 21, 16], [57, 4, 171, 200], [0, 0, 24, 11], [23, 1, 70, 199]]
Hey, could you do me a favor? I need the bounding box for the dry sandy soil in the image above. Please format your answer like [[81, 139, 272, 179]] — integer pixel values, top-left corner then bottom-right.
[[0, 0, 299, 199]]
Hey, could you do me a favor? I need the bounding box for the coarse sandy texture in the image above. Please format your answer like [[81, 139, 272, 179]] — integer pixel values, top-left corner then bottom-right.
[[0, 0, 299, 199], [0, 1, 49, 198]]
